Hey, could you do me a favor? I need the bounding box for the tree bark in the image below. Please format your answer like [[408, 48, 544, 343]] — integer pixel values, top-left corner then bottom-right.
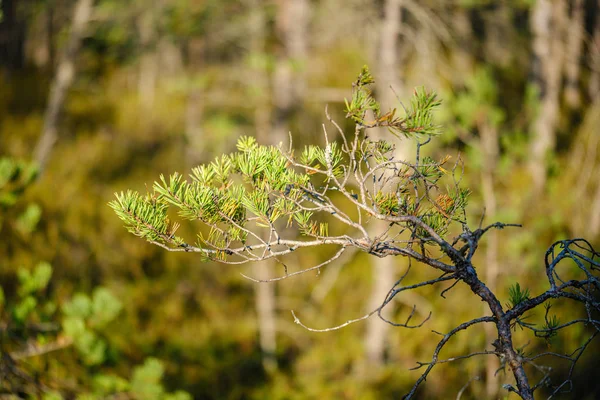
[[591, 174, 600, 237], [460, 266, 534, 400], [247, 0, 277, 372], [248, 0, 310, 372], [528, 0, 567, 193], [363, 0, 405, 370], [34, 0, 94, 174], [272, 0, 309, 139], [564, 0, 585, 108], [480, 121, 500, 399], [185, 85, 204, 166], [589, 0, 600, 101], [137, 2, 158, 110], [450, 5, 474, 84]]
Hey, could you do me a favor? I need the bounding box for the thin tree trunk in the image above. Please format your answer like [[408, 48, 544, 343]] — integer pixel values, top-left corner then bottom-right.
[[34, 0, 94, 174], [564, 0, 585, 108], [364, 254, 394, 367], [249, 0, 309, 372], [47, 5, 56, 70], [137, 3, 158, 110], [185, 86, 204, 166], [377, 0, 403, 105], [480, 121, 499, 399], [248, 0, 277, 372], [364, 0, 405, 370], [483, 4, 512, 67], [451, 6, 474, 84], [272, 0, 309, 139], [590, 173, 600, 237], [183, 35, 205, 167], [528, 0, 566, 193], [589, 0, 600, 101], [251, 0, 309, 372]]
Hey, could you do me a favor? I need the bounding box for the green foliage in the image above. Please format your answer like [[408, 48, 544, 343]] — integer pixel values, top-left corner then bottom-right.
[[10, 262, 53, 323], [62, 288, 123, 365], [91, 374, 130, 395], [0, 158, 40, 233], [110, 190, 180, 244], [111, 67, 469, 260], [12, 294, 38, 323], [344, 66, 442, 139], [0, 156, 190, 398], [1, 261, 191, 398], [42, 391, 64, 400], [344, 65, 380, 123], [507, 282, 530, 308], [403, 87, 443, 138], [111, 135, 332, 250], [130, 358, 192, 400], [17, 261, 52, 296], [452, 67, 505, 129], [15, 203, 42, 235], [0, 157, 38, 207]]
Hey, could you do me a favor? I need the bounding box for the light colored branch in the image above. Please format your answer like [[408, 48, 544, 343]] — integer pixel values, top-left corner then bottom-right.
[[241, 246, 348, 282], [34, 0, 94, 174], [11, 335, 73, 360]]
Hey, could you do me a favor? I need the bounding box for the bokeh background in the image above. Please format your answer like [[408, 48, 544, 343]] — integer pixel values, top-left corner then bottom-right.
[[1, 0, 600, 398]]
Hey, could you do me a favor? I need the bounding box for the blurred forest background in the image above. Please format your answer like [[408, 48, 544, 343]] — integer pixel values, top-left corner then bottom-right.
[[1, 0, 600, 398]]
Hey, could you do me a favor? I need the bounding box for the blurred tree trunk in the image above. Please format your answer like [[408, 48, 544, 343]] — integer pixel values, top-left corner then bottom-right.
[[0, 0, 26, 71], [272, 0, 308, 139], [47, 5, 56, 70], [184, 37, 205, 167], [137, 2, 159, 110], [483, 4, 512, 68], [248, 0, 270, 145], [566, 100, 600, 237], [479, 121, 499, 399], [364, 0, 405, 371], [451, 5, 474, 84], [564, 0, 584, 108], [34, 0, 94, 174], [589, 0, 600, 101], [185, 84, 204, 166], [585, 106, 600, 237], [249, 0, 310, 372], [248, 0, 277, 372], [528, 0, 566, 193]]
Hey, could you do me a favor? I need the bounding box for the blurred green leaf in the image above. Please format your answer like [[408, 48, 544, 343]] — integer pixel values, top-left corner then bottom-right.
[[63, 316, 87, 338], [17, 262, 52, 296], [76, 330, 107, 366], [13, 295, 37, 322], [130, 358, 166, 400], [75, 395, 97, 400], [63, 293, 93, 319], [90, 287, 122, 327], [16, 203, 42, 235], [92, 374, 130, 395], [164, 391, 193, 400], [64, 314, 108, 366], [42, 391, 64, 400], [0, 191, 17, 206]]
